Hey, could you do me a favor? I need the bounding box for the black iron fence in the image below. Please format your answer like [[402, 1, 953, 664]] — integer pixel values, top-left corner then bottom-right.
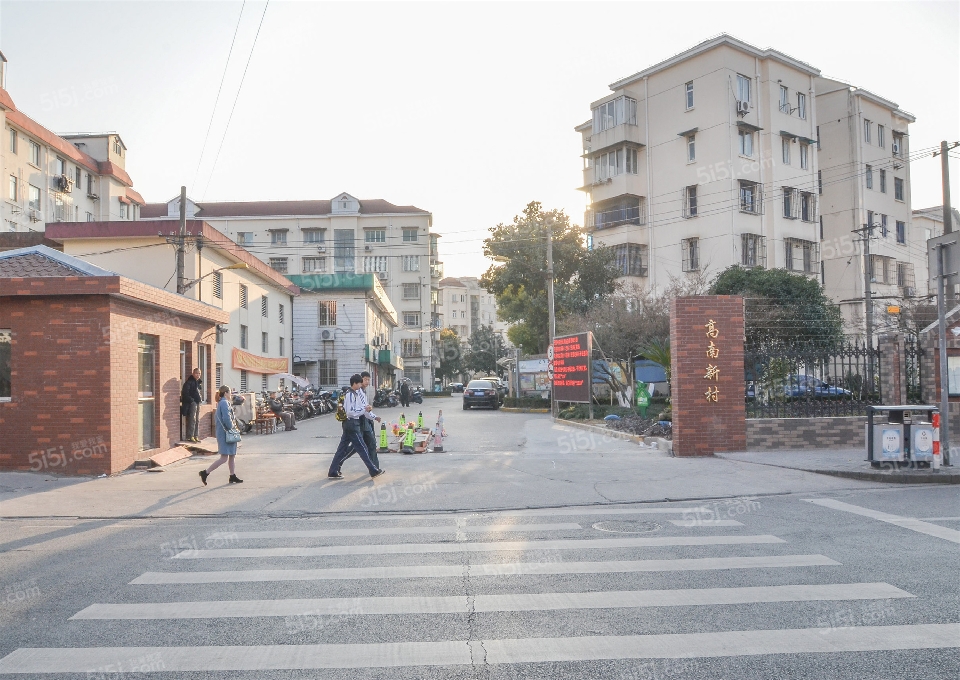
[[745, 341, 881, 418], [904, 335, 923, 405]]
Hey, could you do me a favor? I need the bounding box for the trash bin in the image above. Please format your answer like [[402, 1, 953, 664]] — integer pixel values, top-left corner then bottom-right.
[[870, 423, 904, 462], [910, 422, 935, 463], [866, 405, 938, 468]]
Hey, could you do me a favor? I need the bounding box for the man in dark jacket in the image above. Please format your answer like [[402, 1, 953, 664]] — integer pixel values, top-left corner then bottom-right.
[[399, 379, 410, 408], [269, 392, 296, 431], [180, 368, 203, 442]]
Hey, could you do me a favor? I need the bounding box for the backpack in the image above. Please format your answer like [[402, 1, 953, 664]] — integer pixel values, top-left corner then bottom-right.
[[335, 394, 347, 422]]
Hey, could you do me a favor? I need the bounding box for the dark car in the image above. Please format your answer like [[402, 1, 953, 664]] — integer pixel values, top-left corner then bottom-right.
[[746, 374, 852, 400], [449, 382, 465, 393], [480, 376, 507, 404], [463, 380, 499, 410]]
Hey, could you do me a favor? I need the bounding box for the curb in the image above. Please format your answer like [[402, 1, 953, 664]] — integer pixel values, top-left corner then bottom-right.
[[553, 418, 641, 444], [501, 408, 551, 414], [714, 452, 960, 484]]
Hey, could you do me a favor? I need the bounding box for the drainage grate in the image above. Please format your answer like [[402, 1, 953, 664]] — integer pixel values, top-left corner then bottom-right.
[[591, 520, 662, 534]]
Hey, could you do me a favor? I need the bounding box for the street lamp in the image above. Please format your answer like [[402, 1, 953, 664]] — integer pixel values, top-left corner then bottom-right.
[[182, 262, 248, 293]]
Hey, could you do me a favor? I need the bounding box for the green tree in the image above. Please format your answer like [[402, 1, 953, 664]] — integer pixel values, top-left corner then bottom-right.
[[437, 328, 464, 383], [709, 266, 843, 347], [480, 202, 619, 353], [464, 325, 506, 377]]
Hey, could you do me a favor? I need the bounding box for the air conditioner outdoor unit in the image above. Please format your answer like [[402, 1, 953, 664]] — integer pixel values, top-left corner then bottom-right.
[[317, 245, 326, 253], [422, 361, 430, 368], [377, 271, 389, 281], [904, 286, 916, 297], [320, 329, 336, 341], [736, 100, 751, 116], [364, 245, 372, 251], [27, 208, 43, 223]]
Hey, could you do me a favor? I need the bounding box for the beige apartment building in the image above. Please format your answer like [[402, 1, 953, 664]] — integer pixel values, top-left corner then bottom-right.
[[0, 53, 144, 232], [141, 193, 443, 387], [437, 276, 510, 340], [577, 35, 821, 289], [816, 78, 918, 335], [912, 207, 960, 295]]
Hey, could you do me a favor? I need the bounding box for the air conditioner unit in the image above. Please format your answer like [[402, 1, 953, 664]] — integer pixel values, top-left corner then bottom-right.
[[364, 245, 373, 251], [87, 192, 99, 201], [904, 286, 916, 297], [422, 361, 430, 368], [317, 245, 326, 253], [736, 100, 751, 116], [377, 271, 389, 281], [27, 208, 43, 223], [320, 329, 336, 341]]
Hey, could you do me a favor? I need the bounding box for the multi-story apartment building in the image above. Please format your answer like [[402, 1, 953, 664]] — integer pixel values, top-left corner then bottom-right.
[[142, 192, 442, 386], [577, 35, 821, 289], [437, 276, 509, 340], [912, 207, 960, 295], [45, 220, 297, 395], [0, 53, 144, 232], [817, 78, 918, 335]]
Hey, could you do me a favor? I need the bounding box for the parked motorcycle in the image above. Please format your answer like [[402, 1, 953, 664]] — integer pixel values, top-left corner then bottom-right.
[[411, 386, 423, 405]]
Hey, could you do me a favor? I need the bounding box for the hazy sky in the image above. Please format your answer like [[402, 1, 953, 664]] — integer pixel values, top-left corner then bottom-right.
[[1, 1, 957, 278]]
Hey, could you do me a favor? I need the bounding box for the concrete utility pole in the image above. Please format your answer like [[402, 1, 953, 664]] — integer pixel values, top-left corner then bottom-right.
[[176, 185, 187, 295], [942, 141, 953, 234], [546, 218, 556, 416], [937, 242, 950, 465]]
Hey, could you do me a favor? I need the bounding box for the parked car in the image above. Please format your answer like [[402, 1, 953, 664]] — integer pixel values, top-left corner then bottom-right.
[[462, 380, 500, 410], [449, 382, 465, 393], [746, 374, 852, 400], [479, 376, 507, 404]]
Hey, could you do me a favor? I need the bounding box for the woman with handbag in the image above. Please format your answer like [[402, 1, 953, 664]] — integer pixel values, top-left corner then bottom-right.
[[199, 385, 243, 485]]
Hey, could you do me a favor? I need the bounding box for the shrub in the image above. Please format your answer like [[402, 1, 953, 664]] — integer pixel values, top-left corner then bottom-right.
[[503, 397, 551, 409]]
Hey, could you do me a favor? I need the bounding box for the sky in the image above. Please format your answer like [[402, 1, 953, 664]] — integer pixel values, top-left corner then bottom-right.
[[1, 1, 957, 278]]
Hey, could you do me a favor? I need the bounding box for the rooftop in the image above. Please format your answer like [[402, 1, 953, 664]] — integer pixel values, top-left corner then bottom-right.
[[141, 198, 429, 219]]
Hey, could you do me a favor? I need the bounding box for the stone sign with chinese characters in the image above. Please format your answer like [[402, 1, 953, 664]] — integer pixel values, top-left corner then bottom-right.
[[669, 296, 746, 456]]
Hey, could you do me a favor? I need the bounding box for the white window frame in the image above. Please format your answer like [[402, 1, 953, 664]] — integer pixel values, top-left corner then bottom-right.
[[318, 300, 337, 327], [365, 229, 386, 243], [681, 237, 699, 272], [683, 185, 698, 218], [686, 135, 696, 163], [302, 256, 326, 273], [362, 255, 388, 273], [402, 228, 419, 242], [403, 283, 421, 299], [684, 81, 694, 110], [781, 137, 791, 165], [270, 230, 287, 245], [877, 125, 885, 149], [403, 312, 421, 327], [303, 229, 324, 244], [800, 143, 808, 170], [738, 129, 753, 157], [865, 165, 873, 190], [863, 119, 871, 144], [779, 85, 789, 113], [796, 92, 806, 120], [402, 255, 420, 272], [29, 140, 40, 166], [736, 74, 751, 103], [268, 257, 288, 273]]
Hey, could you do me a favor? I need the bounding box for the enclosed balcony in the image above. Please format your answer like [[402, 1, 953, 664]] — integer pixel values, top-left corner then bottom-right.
[[587, 195, 647, 232]]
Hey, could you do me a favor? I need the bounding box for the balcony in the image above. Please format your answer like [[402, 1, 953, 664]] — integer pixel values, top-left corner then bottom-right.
[[587, 124, 643, 158], [584, 173, 646, 204], [588, 196, 646, 232]]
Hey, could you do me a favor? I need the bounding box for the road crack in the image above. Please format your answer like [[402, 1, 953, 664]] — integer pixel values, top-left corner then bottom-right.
[[459, 520, 488, 678]]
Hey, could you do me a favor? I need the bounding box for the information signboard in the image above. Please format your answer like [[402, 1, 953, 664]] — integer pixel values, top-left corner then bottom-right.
[[552, 332, 592, 403]]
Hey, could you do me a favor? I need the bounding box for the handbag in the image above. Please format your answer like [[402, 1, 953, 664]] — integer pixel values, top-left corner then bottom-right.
[[225, 428, 242, 444]]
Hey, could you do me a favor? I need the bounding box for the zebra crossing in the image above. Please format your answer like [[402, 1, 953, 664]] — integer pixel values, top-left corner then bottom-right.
[[0, 502, 957, 676]]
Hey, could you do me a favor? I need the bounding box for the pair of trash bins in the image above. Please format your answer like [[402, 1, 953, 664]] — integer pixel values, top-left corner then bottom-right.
[[866, 405, 938, 468]]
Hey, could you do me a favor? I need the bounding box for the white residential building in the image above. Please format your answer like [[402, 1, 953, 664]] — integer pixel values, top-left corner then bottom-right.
[[437, 276, 509, 340], [912, 207, 960, 295], [577, 35, 821, 289], [142, 193, 442, 386], [0, 53, 145, 232], [816, 78, 918, 335]]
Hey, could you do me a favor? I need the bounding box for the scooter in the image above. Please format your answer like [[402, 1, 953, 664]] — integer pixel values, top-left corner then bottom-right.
[[411, 387, 423, 405]]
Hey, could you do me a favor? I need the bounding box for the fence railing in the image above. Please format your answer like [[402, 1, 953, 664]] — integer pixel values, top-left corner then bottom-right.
[[744, 341, 880, 418]]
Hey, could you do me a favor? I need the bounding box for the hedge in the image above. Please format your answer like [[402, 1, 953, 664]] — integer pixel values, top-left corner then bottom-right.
[[503, 397, 551, 409]]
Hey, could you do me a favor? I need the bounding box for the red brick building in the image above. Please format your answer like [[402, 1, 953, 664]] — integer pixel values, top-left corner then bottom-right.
[[0, 246, 228, 475]]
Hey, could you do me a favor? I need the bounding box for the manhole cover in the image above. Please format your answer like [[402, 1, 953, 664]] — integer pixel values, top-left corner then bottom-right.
[[592, 520, 661, 534]]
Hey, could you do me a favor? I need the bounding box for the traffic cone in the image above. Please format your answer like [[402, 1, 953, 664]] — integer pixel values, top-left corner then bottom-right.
[[378, 422, 389, 453], [417, 411, 424, 429], [399, 413, 406, 427], [438, 409, 445, 436], [402, 422, 416, 454], [433, 419, 444, 452]]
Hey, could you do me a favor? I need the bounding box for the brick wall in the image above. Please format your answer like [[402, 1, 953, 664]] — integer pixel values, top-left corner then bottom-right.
[[670, 296, 746, 456], [747, 417, 866, 450]]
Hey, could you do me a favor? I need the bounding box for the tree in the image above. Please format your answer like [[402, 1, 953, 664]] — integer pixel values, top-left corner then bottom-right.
[[463, 325, 506, 377], [709, 266, 843, 347], [480, 202, 620, 353], [437, 328, 464, 383]]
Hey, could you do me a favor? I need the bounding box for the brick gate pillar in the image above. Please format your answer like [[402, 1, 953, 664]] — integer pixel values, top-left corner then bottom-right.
[[878, 333, 906, 405], [669, 296, 746, 457]]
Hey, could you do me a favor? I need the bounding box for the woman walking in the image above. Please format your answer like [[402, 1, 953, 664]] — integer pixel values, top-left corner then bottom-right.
[[200, 385, 243, 485]]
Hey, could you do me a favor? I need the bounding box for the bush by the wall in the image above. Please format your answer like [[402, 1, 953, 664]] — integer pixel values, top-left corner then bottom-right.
[[503, 397, 551, 409]]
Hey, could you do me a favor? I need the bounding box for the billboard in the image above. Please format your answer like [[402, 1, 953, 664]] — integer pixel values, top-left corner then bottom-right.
[[551, 332, 592, 403]]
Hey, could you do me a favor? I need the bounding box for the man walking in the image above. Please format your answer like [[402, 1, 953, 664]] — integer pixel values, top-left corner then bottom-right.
[[180, 368, 203, 443], [343, 371, 380, 468], [328, 374, 384, 479]]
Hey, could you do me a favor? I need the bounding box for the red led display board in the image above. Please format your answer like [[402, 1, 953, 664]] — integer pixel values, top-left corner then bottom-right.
[[552, 332, 592, 403]]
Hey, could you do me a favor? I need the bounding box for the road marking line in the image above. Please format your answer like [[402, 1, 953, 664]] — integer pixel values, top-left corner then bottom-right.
[[206, 523, 581, 540], [668, 519, 743, 527], [802, 499, 960, 544], [72, 583, 912, 620], [171, 535, 786, 559], [2, 624, 956, 672], [133, 554, 840, 584], [300, 507, 721, 522], [919, 516, 960, 521]]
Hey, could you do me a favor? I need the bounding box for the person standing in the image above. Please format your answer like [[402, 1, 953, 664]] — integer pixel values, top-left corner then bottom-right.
[[328, 374, 384, 479], [399, 379, 410, 408], [180, 368, 203, 443], [200, 385, 242, 485]]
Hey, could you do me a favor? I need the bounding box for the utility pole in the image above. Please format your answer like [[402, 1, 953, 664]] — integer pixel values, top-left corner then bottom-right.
[[941, 141, 953, 234], [175, 185, 187, 295], [546, 218, 556, 416], [937, 243, 950, 466]]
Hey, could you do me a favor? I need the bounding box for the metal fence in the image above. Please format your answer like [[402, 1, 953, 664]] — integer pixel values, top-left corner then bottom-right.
[[904, 335, 924, 405], [744, 341, 881, 418]]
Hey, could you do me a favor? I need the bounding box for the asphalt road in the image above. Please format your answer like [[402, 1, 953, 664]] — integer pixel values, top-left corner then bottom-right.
[[0, 398, 957, 678]]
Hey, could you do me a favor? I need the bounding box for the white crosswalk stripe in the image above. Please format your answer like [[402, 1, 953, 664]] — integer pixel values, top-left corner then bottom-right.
[[206, 523, 582, 539]]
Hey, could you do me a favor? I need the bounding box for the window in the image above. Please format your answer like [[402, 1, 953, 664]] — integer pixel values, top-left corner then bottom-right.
[[318, 360, 337, 386], [800, 143, 809, 170], [262, 332, 269, 353], [279, 337, 285, 356], [879, 169, 886, 194], [869, 255, 891, 284], [119, 202, 126, 219], [897, 262, 915, 290], [877, 125, 885, 148], [591, 96, 637, 133], [736, 74, 751, 103], [739, 181, 761, 214], [86, 173, 93, 195], [685, 81, 694, 109], [334, 229, 355, 272], [738, 129, 753, 156], [239, 284, 248, 309], [880, 214, 888, 237], [362, 256, 388, 273], [896, 220, 906, 244], [55, 157, 66, 175], [894, 177, 904, 201], [686, 135, 696, 162], [137, 334, 157, 450], [28, 185, 40, 211], [867, 210, 874, 230], [624, 147, 638, 174], [318, 300, 337, 326], [270, 230, 287, 245], [279, 304, 285, 324], [269, 257, 288, 273], [212, 272, 223, 299], [113, 138, 123, 156], [404, 311, 421, 327], [614, 243, 647, 277], [816, 126, 821, 150], [240, 325, 248, 349], [892, 133, 903, 157], [401, 339, 421, 357], [237, 232, 253, 245], [741, 234, 766, 268], [863, 119, 871, 144], [405, 367, 422, 384], [683, 185, 698, 218], [402, 255, 420, 272], [785, 238, 818, 274], [75, 166, 81, 186], [29, 140, 40, 166], [800, 192, 815, 222], [818, 170, 823, 195], [302, 257, 325, 273], [402, 228, 419, 242], [8, 175, 16, 202], [240, 369, 248, 393], [781, 137, 791, 165], [681, 238, 699, 272], [215, 363, 222, 389], [595, 147, 638, 180], [303, 229, 324, 244], [796, 92, 806, 120], [8, 129, 16, 154], [261, 373, 268, 391], [261, 295, 268, 317], [783, 187, 798, 218], [865, 164, 873, 190], [403, 283, 421, 299], [779, 85, 789, 113], [365, 229, 386, 243], [86, 212, 93, 222], [0, 329, 10, 401]]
